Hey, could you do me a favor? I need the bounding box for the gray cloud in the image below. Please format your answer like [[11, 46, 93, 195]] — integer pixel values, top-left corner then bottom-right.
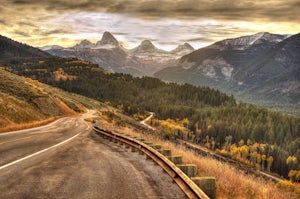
[[3, 0, 300, 23], [18, 21, 37, 27], [40, 29, 73, 36], [14, 30, 30, 37], [0, 19, 6, 25]]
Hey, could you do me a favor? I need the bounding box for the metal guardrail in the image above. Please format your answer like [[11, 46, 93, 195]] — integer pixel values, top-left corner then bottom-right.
[[93, 126, 210, 199]]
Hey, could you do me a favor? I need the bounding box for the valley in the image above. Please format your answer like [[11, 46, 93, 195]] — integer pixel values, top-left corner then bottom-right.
[[0, 31, 299, 199]]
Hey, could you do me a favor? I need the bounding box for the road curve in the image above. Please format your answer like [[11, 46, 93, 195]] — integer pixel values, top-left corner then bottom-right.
[[0, 111, 186, 199], [140, 112, 156, 131]]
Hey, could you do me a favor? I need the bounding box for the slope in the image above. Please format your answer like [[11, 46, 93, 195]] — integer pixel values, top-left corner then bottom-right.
[[0, 34, 51, 58], [0, 67, 102, 132]]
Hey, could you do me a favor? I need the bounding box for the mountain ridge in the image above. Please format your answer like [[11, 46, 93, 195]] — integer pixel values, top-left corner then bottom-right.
[[42, 32, 194, 76], [154, 32, 300, 114], [0, 34, 51, 58]]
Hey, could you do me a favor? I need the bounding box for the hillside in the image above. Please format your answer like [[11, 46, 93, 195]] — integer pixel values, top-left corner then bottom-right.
[[0, 35, 51, 58], [0, 67, 102, 132], [1, 57, 235, 119]]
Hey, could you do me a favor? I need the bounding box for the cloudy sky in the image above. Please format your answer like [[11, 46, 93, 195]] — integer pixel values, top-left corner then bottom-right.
[[1, 0, 300, 50]]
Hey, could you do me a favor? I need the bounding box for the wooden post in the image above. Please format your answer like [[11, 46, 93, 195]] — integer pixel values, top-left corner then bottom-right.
[[191, 177, 216, 199]]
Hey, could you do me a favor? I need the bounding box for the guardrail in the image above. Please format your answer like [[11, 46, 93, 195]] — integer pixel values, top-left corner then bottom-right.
[[93, 126, 210, 199]]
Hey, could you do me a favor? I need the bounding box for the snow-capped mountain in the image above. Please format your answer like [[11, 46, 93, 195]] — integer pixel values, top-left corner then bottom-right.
[[171, 43, 194, 56], [155, 32, 300, 113], [130, 40, 167, 54], [213, 32, 289, 50], [71, 39, 95, 50], [43, 32, 194, 76]]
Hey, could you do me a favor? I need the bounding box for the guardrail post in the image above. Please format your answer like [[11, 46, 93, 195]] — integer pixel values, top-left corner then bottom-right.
[[191, 177, 216, 199], [162, 149, 171, 156], [152, 145, 162, 150], [137, 138, 145, 142], [167, 156, 182, 165], [177, 164, 197, 177]]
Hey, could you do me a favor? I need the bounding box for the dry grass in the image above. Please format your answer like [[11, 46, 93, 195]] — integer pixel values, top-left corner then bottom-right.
[[1, 69, 104, 132], [53, 97, 77, 116], [0, 117, 57, 133], [98, 117, 300, 199]]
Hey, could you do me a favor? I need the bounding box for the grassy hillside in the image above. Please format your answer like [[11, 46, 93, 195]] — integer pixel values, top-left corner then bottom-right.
[[0, 67, 103, 132], [2, 57, 236, 119]]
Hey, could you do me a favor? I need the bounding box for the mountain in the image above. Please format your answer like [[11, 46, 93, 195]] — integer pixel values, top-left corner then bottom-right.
[[0, 34, 51, 58], [72, 39, 95, 50], [171, 43, 194, 56], [130, 40, 167, 54], [155, 32, 299, 114], [39, 45, 63, 51], [95, 31, 119, 47], [43, 32, 195, 76], [44, 32, 147, 76]]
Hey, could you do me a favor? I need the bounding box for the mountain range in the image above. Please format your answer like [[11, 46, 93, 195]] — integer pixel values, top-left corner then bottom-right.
[[1, 31, 299, 114], [41, 32, 194, 76], [155, 32, 300, 114]]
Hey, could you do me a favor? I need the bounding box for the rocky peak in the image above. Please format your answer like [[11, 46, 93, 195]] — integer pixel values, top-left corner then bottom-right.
[[214, 32, 287, 50], [171, 42, 194, 54], [131, 40, 165, 54], [72, 39, 94, 49], [96, 32, 119, 47]]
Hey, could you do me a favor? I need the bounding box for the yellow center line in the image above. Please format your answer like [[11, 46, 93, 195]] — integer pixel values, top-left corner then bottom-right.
[[0, 136, 33, 145]]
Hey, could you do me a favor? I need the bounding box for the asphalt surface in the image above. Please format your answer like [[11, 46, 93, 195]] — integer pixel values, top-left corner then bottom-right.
[[140, 112, 156, 131], [0, 111, 186, 199]]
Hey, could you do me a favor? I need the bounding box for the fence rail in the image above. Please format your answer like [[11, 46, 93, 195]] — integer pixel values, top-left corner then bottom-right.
[[93, 126, 210, 199]]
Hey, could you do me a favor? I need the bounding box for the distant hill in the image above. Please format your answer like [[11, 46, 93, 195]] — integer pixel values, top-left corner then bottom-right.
[[0, 34, 51, 58]]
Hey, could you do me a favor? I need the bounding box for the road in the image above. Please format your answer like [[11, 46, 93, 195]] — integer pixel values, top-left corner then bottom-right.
[[140, 112, 156, 131], [0, 110, 185, 199]]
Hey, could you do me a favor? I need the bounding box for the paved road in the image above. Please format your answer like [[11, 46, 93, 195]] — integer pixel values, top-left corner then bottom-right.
[[0, 111, 185, 199], [140, 112, 156, 131]]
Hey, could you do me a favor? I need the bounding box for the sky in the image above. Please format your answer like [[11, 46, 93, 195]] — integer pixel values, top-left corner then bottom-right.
[[1, 0, 300, 50]]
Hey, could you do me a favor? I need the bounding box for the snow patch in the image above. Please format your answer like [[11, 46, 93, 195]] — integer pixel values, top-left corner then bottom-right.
[[197, 58, 233, 80]]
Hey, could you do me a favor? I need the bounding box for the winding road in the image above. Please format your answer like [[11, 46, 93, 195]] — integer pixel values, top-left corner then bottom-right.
[[140, 112, 156, 131], [0, 110, 185, 199]]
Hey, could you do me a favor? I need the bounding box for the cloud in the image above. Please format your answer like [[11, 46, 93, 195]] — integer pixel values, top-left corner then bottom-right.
[[14, 30, 30, 37], [0, 20, 6, 25], [40, 29, 74, 36], [1, 0, 299, 50], [3, 0, 300, 23]]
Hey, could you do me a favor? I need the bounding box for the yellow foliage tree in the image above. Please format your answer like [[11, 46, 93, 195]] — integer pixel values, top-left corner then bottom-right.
[[267, 156, 274, 172]]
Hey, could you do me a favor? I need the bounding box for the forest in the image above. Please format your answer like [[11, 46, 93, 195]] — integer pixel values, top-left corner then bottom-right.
[[2, 57, 300, 179]]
